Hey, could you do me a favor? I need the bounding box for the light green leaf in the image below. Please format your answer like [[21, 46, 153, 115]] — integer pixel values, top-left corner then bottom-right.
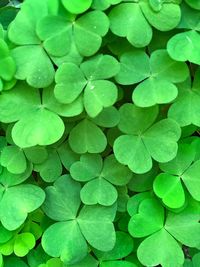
[[109, 3, 152, 47], [61, 0, 92, 14], [14, 233, 35, 257], [0, 184, 45, 230], [12, 108, 65, 148], [153, 173, 185, 209], [137, 228, 184, 267], [128, 198, 164, 238], [80, 178, 118, 206], [1, 145, 27, 174], [69, 119, 107, 154], [115, 50, 150, 85], [77, 205, 116, 251]]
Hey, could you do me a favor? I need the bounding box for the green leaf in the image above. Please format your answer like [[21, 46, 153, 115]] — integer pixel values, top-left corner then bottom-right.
[[128, 198, 164, 238], [165, 201, 200, 247], [1, 145, 27, 174], [69, 119, 107, 154], [153, 173, 185, 208], [140, 1, 181, 31], [94, 231, 134, 260], [12, 108, 65, 148], [42, 221, 88, 265], [137, 228, 184, 267], [70, 154, 103, 182], [80, 178, 118, 206], [14, 233, 35, 257], [167, 30, 200, 65], [115, 50, 150, 85], [35, 149, 62, 183], [84, 80, 118, 117], [0, 184, 45, 230], [42, 175, 81, 221], [132, 78, 178, 107], [181, 160, 200, 201], [54, 63, 86, 104], [11, 45, 55, 88], [77, 205, 116, 251], [109, 3, 152, 47], [61, 0, 92, 14]]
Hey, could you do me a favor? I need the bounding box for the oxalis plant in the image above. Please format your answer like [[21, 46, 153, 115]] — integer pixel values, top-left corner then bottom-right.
[[0, 0, 200, 266]]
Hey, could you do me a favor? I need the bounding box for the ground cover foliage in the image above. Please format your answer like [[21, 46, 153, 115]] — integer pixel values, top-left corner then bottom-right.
[[0, 0, 200, 266]]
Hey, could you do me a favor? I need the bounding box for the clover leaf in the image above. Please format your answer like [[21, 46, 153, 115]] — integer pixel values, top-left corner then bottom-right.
[[42, 175, 116, 265], [70, 154, 132, 206], [154, 143, 200, 207], [114, 103, 181, 173], [137, 228, 184, 267], [69, 118, 107, 154], [0, 183, 45, 230], [115, 49, 188, 107], [1, 145, 27, 174], [0, 38, 16, 91], [14, 233, 35, 257], [61, 0, 92, 14], [168, 68, 200, 127], [36, 10, 109, 58], [167, 3, 200, 64], [0, 83, 65, 148], [54, 54, 119, 117], [109, 1, 181, 47]]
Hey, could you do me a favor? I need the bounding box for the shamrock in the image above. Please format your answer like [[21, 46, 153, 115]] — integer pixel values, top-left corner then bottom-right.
[[154, 143, 200, 208], [109, 1, 181, 47], [113, 103, 181, 173], [0, 83, 75, 148], [70, 154, 132, 206], [54, 54, 119, 117], [167, 3, 200, 64], [69, 106, 119, 154], [128, 196, 200, 267], [0, 167, 45, 230], [36, 9, 109, 58], [168, 68, 200, 127], [115, 49, 189, 107], [0, 38, 16, 91], [42, 175, 117, 265]]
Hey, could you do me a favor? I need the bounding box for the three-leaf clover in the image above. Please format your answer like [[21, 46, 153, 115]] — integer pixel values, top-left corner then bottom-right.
[[128, 196, 200, 267], [0, 83, 66, 148], [109, 1, 181, 47], [154, 143, 200, 208], [115, 49, 188, 107], [36, 9, 109, 59], [42, 175, 117, 265], [113, 103, 181, 173], [70, 154, 132, 206], [54, 54, 119, 117]]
